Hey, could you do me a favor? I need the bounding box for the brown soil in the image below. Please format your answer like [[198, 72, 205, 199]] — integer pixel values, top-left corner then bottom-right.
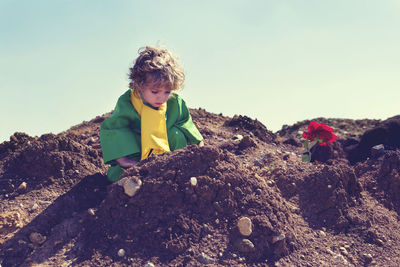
[[1, 110, 400, 266]]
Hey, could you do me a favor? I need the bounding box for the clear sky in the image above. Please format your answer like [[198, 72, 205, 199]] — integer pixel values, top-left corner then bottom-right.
[[1, 0, 399, 143]]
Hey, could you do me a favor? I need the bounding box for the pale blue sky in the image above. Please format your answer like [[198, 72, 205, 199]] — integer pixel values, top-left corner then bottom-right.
[[1, 0, 399, 142]]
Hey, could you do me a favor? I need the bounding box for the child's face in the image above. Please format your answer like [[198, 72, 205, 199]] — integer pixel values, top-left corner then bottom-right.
[[140, 83, 172, 108]]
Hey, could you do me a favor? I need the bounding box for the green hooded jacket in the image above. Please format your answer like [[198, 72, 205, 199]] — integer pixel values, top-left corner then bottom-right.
[[100, 89, 203, 182]]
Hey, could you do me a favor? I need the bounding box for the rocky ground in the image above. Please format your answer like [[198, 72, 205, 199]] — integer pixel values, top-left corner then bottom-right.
[[0, 109, 400, 267]]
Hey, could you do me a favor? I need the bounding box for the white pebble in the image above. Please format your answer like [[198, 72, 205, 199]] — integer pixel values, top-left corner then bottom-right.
[[190, 177, 197, 187], [17, 182, 27, 191], [87, 208, 95, 216], [144, 263, 155, 267], [30, 203, 39, 212], [29, 232, 46, 244], [318, 230, 326, 237], [233, 134, 243, 141], [272, 233, 285, 243], [117, 248, 125, 257], [123, 178, 142, 197], [237, 217, 253, 236]]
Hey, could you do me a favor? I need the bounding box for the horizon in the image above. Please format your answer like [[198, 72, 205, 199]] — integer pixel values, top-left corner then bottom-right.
[[1, 0, 399, 143]]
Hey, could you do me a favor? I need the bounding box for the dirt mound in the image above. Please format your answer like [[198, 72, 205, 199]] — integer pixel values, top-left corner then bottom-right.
[[298, 162, 361, 231], [0, 132, 104, 196], [354, 150, 400, 212], [83, 144, 296, 266], [1, 111, 400, 266]]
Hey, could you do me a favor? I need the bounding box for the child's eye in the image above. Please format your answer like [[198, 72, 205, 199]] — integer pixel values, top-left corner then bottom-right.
[[165, 91, 171, 95], [151, 91, 159, 94]]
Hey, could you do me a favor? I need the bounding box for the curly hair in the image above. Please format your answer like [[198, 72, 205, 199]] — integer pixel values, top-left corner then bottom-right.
[[128, 46, 185, 92]]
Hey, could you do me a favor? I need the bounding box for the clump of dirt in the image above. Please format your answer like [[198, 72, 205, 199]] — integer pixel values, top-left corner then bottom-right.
[[347, 116, 400, 164], [226, 115, 276, 143], [1, 109, 400, 266]]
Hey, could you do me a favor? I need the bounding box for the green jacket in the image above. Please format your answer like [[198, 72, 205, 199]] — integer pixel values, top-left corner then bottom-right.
[[100, 89, 203, 182]]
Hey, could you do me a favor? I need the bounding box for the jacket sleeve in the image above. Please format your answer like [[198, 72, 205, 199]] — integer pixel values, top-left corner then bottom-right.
[[167, 94, 203, 145], [100, 90, 141, 164]]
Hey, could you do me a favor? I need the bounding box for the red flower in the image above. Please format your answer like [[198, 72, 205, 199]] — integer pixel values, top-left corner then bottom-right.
[[302, 121, 337, 146]]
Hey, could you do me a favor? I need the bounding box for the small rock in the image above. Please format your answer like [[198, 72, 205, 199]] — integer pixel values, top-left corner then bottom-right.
[[318, 230, 326, 238], [237, 217, 252, 236], [18, 239, 27, 245], [190, 177, 197, 187], [10, 135, 18, 142], [17, 182, 27, 191], [29, 203, 39, 212], [363, 253, 373, 262], [87, 208, 95, 216], [375, 238, 384, 246], [272, 233, 285, 243], [198, 252, 214, 264], [235, 238, 255, 253], [117, 248, 125, 257], [123, 178, 142, 197], [144, 262, 155, 267], [29, 232, 46, 244], [371, 144, 385, 157], [233, 134, 243, 141]]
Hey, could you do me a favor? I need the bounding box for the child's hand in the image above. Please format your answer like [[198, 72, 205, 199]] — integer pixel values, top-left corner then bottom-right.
[[198, 140, 204, 147], [116, 157, 137, 168]]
